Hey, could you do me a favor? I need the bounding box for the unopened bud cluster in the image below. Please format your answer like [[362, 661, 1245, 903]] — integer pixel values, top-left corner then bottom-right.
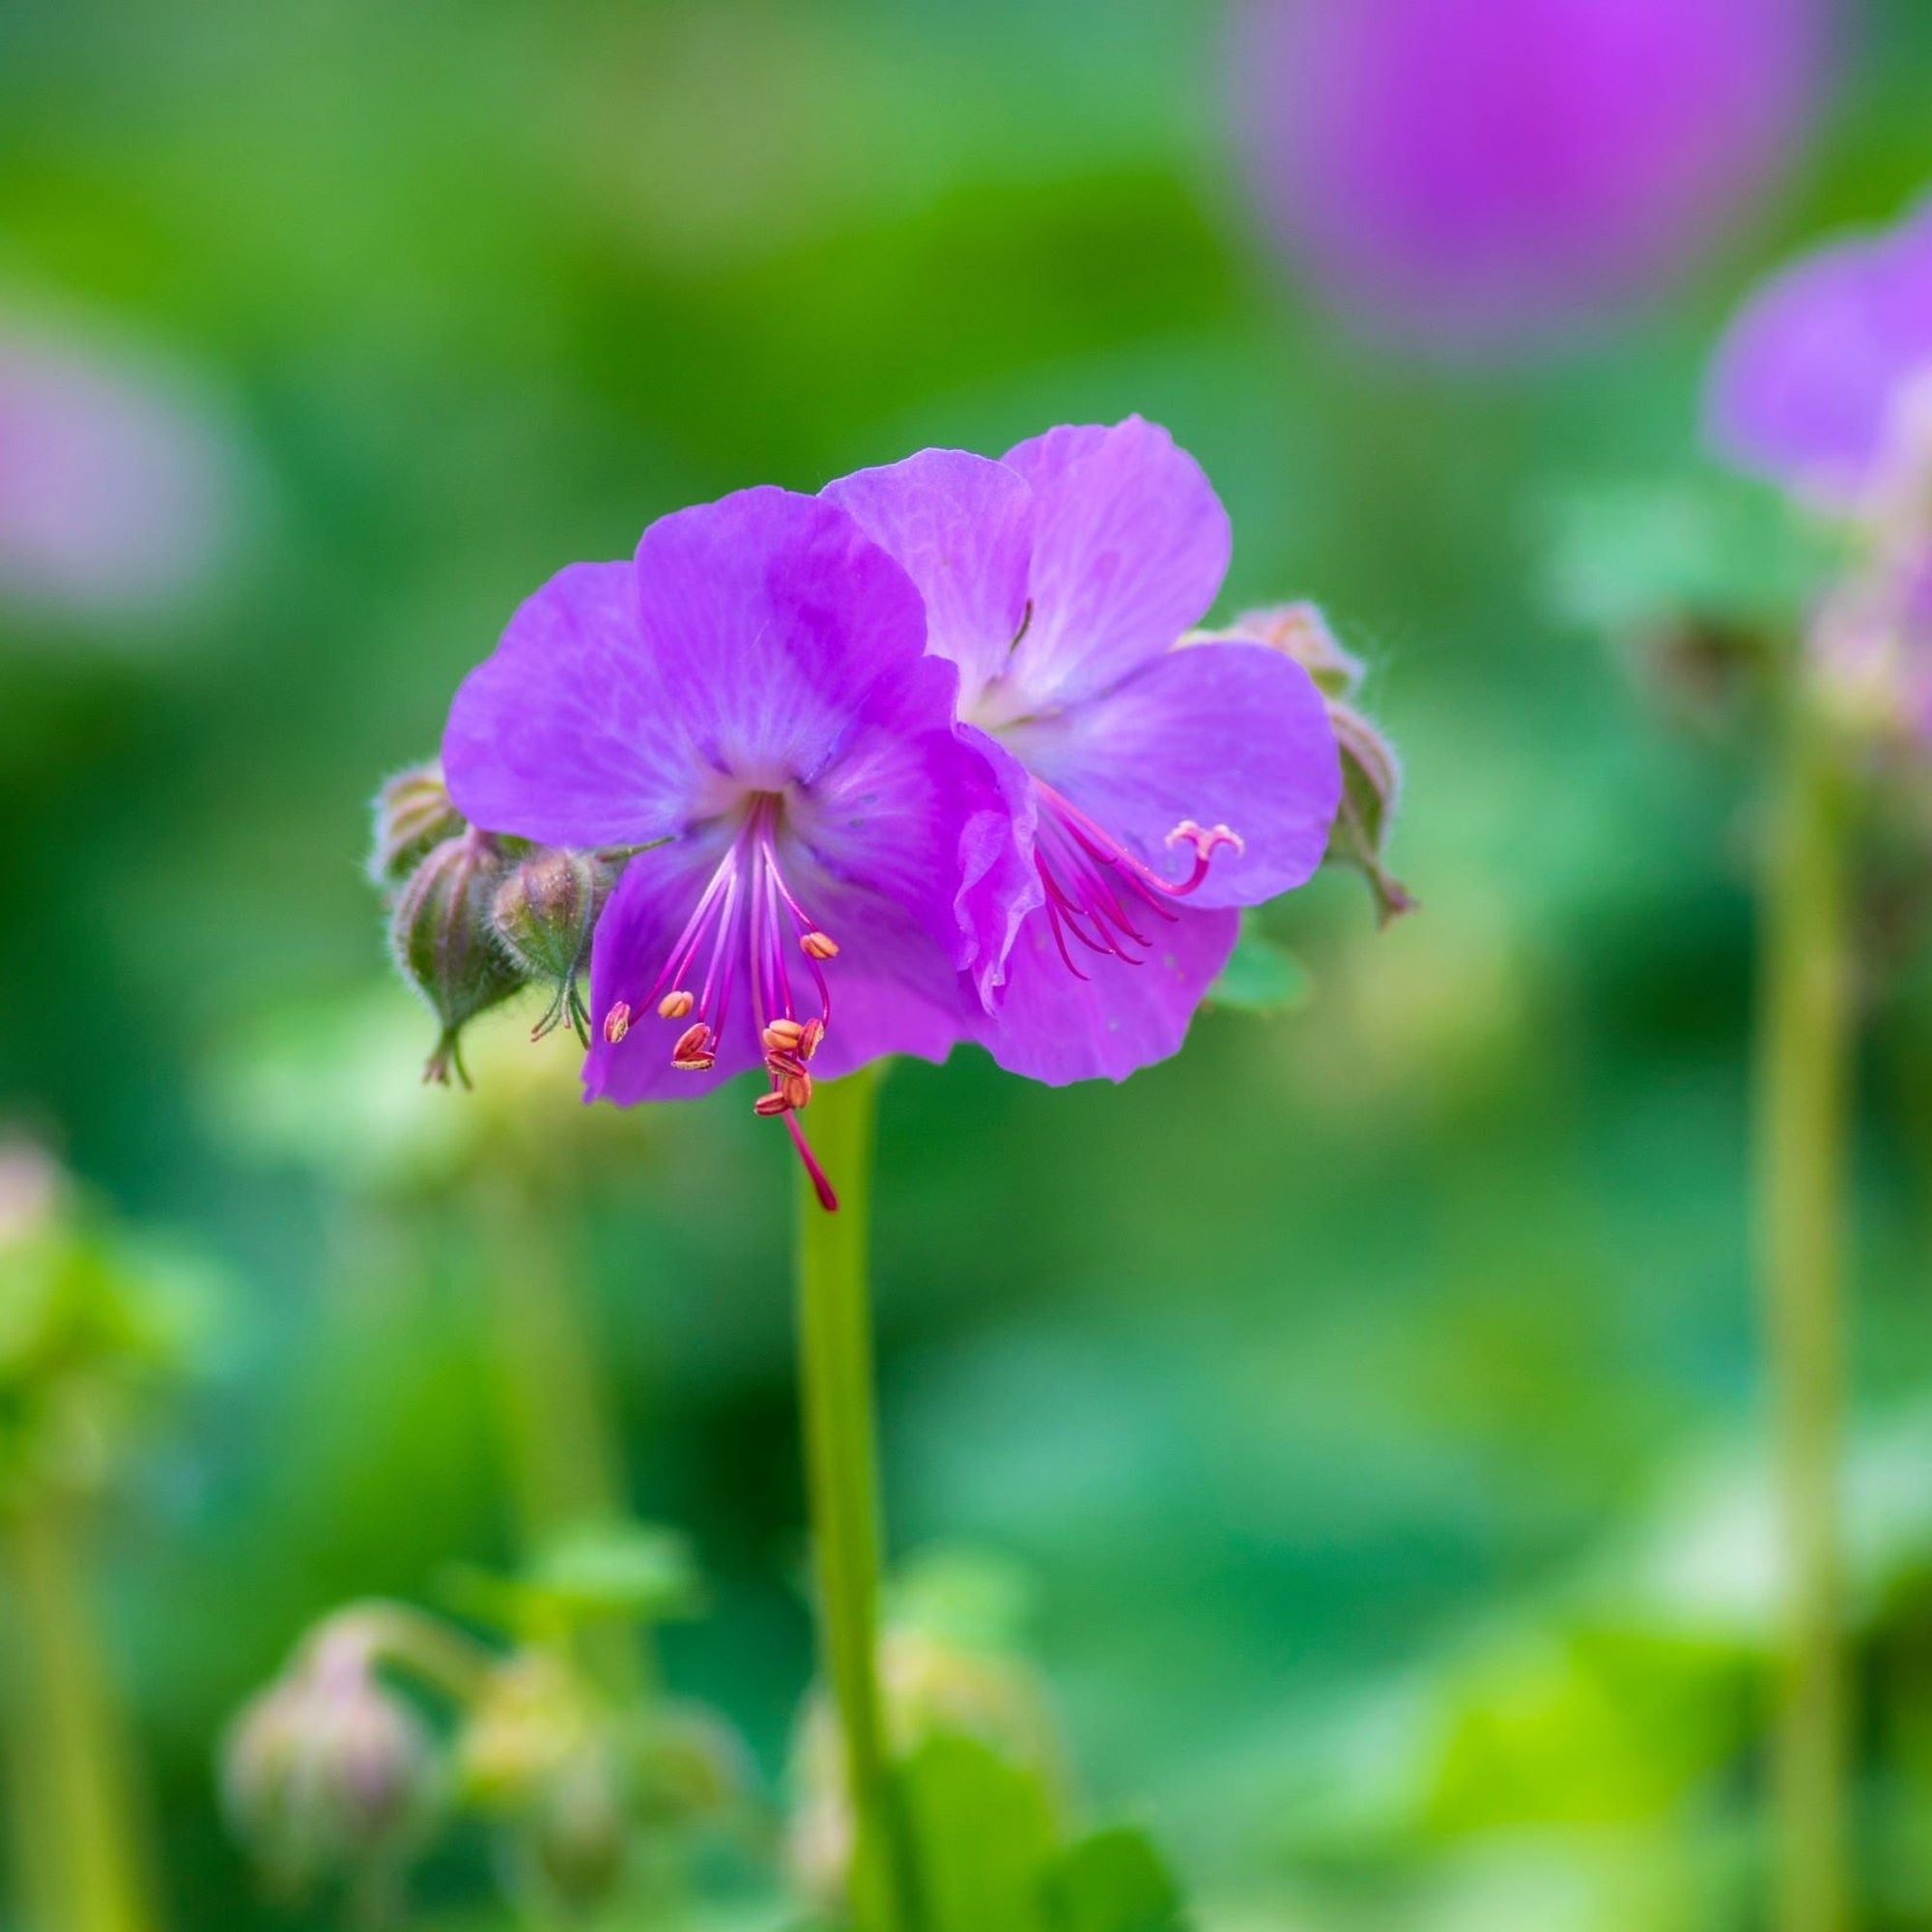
[[221, 1628, 441, 1889], [1189, 605, 1413, 924], [369, 764, 617, 1084], [222, 1598, 746, 1917]]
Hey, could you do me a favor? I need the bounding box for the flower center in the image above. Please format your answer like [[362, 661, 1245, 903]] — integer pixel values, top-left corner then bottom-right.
[[600, 793, 840, 1209], [1032, 782, 1242, 980]]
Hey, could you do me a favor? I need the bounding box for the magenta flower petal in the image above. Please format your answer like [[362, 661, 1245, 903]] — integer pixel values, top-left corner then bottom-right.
[[443, 561, 662, 848], [822, 420, 1341, 1083], [998, 416, 1231, 707], [440, 485, 1020, 1201], [1003, 640, 1341, 912], [1236, 0, 1832, 354], [1707, 195, 1932, 509], [446, 489, 945, 849], [824, 448, 1034, 711], [970, 895, 1241, 1088]]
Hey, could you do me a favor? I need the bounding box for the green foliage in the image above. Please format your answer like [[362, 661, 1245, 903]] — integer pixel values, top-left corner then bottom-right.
[[449, 1518, 706, 1638], [1207, 914, 1308, 1014], [7, 3, 1932, 1928], [1543, 469, 1840, 639], [1041, 1826, 1185, 1932], [894, 1733, 1185, 1932]]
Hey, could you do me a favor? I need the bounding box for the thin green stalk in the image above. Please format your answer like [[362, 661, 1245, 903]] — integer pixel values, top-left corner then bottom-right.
[[469, 1172, 648, 1704], [1755, 701, 1854, 1932], [0, 1498, 162, 1932], [794, 1068, 920, 1932]]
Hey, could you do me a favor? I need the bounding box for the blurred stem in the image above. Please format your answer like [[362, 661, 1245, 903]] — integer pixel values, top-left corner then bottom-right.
[[1755, 700, 1854, 1932], [471, 1171, 649, 1704], [0, 1497, 162, 1932], [794, 1068, 921, 1932], [319, 1600, 497, 1706]]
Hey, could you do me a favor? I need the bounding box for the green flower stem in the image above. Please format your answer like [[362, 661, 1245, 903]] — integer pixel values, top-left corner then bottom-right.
[[1755, 699, 1854, 1932], [0, 1497, 161, 1932], [469, 1170, 649, 1703], [318, 1600, 498, 1707], [794, 1067, 921, 1932]]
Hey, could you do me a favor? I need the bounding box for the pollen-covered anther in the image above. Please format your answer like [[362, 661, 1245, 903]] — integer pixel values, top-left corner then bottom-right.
[[670, 1021, 715, 1070], [658, 989, 696, 1020], [1166, 818, 1245, 862], [798, 1018, 825, 1061], [603, 1000, 632, 1044], [799, 930, 839, 961], [762, 1018, 807, 1054], [752, 1091, 792, 1119], [765, 1050, 809, 1081]]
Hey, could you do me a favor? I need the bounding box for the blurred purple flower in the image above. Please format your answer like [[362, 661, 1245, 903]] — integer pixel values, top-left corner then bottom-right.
[[0, 325, 238, 622], [441, 487, 1013, 1207], [827, 418, 1340, 1086], [1234, 0, 1833, 354], [1706, 194, 1932, 511]]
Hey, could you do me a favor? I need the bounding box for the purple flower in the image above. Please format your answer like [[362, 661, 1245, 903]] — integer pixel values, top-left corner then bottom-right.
[[0, 324, 238, 623], [441, 487, 1012, 1207], [1234, 0, 1832, 354], [826, 418, 1341, 1086], [1707, 194, 1932, 511]]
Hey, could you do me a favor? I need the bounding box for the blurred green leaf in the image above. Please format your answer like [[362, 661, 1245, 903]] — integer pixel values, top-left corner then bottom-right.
[[898, 1732, 1057, 1932], [1042, 1825, 1185, 1932], [442, 1517, 703, 1637], [1543, 470, 1840, 638], [1207, 916, 1308, 1014]]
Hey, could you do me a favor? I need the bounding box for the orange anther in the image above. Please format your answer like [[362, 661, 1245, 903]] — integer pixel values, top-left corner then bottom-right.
[[800, 930, 838, 961], [658, 989, 695, 1020]]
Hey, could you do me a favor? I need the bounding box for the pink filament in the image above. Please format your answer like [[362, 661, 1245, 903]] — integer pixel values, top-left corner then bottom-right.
[[607, 794, 840, 1207], [1033, 782, 1237, 980]]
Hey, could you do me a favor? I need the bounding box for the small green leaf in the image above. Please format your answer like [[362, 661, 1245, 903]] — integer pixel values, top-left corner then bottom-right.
[[442, 1517, 702, 1636], [1543, 469, 1839, 637], [1041, 1826, 1186, 1932], [897, 1732, 1057, 1932], [1208, 916, 1308, 1014]]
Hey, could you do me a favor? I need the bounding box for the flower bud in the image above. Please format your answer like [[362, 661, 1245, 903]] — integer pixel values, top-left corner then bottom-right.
[[489, 848, 614, 1043], [1326, 701, 1415, 927], [1194, 603, 1414, 924], [632, 1702, 751, 1829], [221, 1639, 442, 1890], [0, 1133, 60, 1254], [456, 1653, 631, 1910], [528, 1744, 629, 1909], [388, 831, 527, 1085], [455, 1652, 591, 1808], [1205, 599, 1363, 699], [368, 763, 466, 888]]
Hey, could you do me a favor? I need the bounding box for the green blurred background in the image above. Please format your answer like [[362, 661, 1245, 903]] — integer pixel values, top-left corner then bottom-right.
[[6, 2, 1932, 1927]]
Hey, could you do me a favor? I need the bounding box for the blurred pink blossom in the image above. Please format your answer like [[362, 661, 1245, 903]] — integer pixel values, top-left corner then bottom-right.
[[0, 323, 240, 624]]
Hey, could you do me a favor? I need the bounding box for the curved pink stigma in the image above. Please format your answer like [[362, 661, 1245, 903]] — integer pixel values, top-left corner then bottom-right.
[[599, 794, 840, 1209], [1033, 784, 1241, 981]]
